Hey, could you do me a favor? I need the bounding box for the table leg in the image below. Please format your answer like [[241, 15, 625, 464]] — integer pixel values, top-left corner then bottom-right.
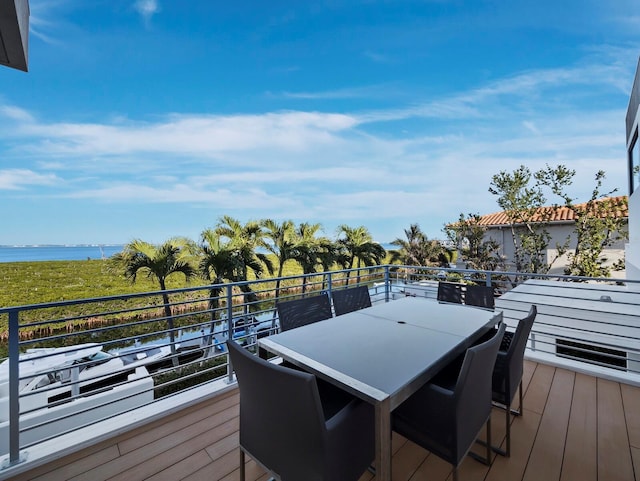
[[375, 398, 391, 481]]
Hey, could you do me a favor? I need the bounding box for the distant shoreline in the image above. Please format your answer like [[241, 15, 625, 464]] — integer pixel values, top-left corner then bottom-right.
[[0, 243, 397, 263], [0, 245, 125, 263], [0, 244, 124, 248]]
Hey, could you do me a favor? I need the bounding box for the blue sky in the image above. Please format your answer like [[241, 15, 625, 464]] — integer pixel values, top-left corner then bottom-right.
[[0, 0, 638, 246]]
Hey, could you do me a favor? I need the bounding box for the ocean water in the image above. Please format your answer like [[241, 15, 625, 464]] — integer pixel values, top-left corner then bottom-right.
[[0, 245, 125, 263], [0, 243, 397, 263]]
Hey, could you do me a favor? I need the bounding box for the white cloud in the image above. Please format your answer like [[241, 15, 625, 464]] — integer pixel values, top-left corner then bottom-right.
[[134, 0, 160, 25], [281, 84, 395, 100], [15, 111, 357, 160], [64, 182, 296, 212], [0, 105, 35, 123], [0, 54, 632, 239], [192, 166, 397, 187], [28, 0, 70, 45], [522, 121, 540, 134], [0, 169, 59, 190], [358, 61, 633, 125]]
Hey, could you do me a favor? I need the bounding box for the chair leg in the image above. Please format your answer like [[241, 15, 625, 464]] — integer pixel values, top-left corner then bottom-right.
[[470, 417, 493, 466], [492, 381, 524, 416], [240, 448, 246, 481], [452, 465, 459, 481], [508, 381, 524, 416], [505, 403, 511, 457], [487, 380, 523, 457], [485, 417, 492, 465], [483, 404, 510, 457], [517, 380, 523, 415]]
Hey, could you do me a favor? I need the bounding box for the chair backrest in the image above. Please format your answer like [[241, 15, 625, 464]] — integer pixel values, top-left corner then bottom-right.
[[453, 321, 505, 461], [276, 293, 333, 331], [465, 285, 495, 309], [226, 340, 327, 479], [437, 282, 463, 304], [331, 285, 372, 316], [497, 305, 537, 402]]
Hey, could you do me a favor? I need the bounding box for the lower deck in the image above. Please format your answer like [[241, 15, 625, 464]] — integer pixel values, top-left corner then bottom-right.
[[11, 360, 640, 481]]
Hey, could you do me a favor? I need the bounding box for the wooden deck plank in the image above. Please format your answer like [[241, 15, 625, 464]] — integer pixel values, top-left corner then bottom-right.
[[560, 372, 597, 481], [597, 378, 635, 481], [66, 404, 237, 481], [27, 443, 121, 481], [105, 415, 239, 481], [143, 450, 214, 481], [483, 409, 543, 481], [13, 362, 640, 481], [179, 449, 239, 481], [485, 401, 508, 452], [631, 446, 640, 480], [456, 407, 508, 481], [409, 449, 454, 481], [522, 362, 555, 415], [522, 368, 574, 481], [390, 437, 429, 481], [31, 444, 120, 481], [205, 430, 240, 462], [522, 360, 536, 395], [118, 391, 239, 454], [622, 382, 640, 449], [216, 458, 268, 481]]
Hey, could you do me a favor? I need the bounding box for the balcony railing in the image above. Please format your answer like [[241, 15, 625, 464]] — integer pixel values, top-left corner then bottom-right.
[[1, 264, 639, 471]]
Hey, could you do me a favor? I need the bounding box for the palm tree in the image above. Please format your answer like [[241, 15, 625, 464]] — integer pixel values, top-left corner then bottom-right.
[[199, 230, 241, 320], [199, 228, 266, 354], [112, 238, 197, 361], [290, 222, 325, 293], [215, 216, 273, 313], [390, 224, 446, 266], [336, 225, 386, 284], [261, 219, 296, 299], [215, 215, 274, 282], [316, 237, 339, 290]]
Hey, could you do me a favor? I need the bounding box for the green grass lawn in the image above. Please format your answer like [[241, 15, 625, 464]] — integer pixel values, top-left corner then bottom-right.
[[0, 253, 401, 308], [0, 257, 311, 308], [0, 255, 398, 344]]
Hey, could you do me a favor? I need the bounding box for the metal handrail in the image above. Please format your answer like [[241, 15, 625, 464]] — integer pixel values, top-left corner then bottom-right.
[[1, 264, 640, 467]]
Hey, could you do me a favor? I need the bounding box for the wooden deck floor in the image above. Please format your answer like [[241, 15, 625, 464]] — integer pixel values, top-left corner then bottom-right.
[[13, 361, 640, 481]]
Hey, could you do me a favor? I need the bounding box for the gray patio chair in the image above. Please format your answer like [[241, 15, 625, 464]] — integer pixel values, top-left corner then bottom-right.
[[226, 340, 375, 481], [437, 281, 463, 304], [331, 285, 372, 316], [276, 293, 333, 332], [465, 285, 495, 309], [392, 322, 506, 481], [490, 305, 537, 456]]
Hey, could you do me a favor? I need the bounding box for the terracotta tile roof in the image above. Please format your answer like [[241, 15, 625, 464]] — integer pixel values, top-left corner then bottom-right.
[[477, 195, 628, 227]]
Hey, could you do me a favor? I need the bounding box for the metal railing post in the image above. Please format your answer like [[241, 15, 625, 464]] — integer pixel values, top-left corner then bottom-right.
[[486, 272, 492, 287], [71, 367, 80, 398], [226, 285, 234, 383], [384, 266, 390, 302], [8, 309, 21, 466], [327, 272, 333, 298]]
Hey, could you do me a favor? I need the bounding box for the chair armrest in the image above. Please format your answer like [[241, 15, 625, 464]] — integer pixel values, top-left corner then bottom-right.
[[425, 382, 455, 399], [326, 399, 375, 472], [394, 380, 454, 424], [326, 398, 370, 432]]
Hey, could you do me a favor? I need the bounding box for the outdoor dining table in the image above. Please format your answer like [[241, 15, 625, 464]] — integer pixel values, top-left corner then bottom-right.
[[258, 296, 502, 481]]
